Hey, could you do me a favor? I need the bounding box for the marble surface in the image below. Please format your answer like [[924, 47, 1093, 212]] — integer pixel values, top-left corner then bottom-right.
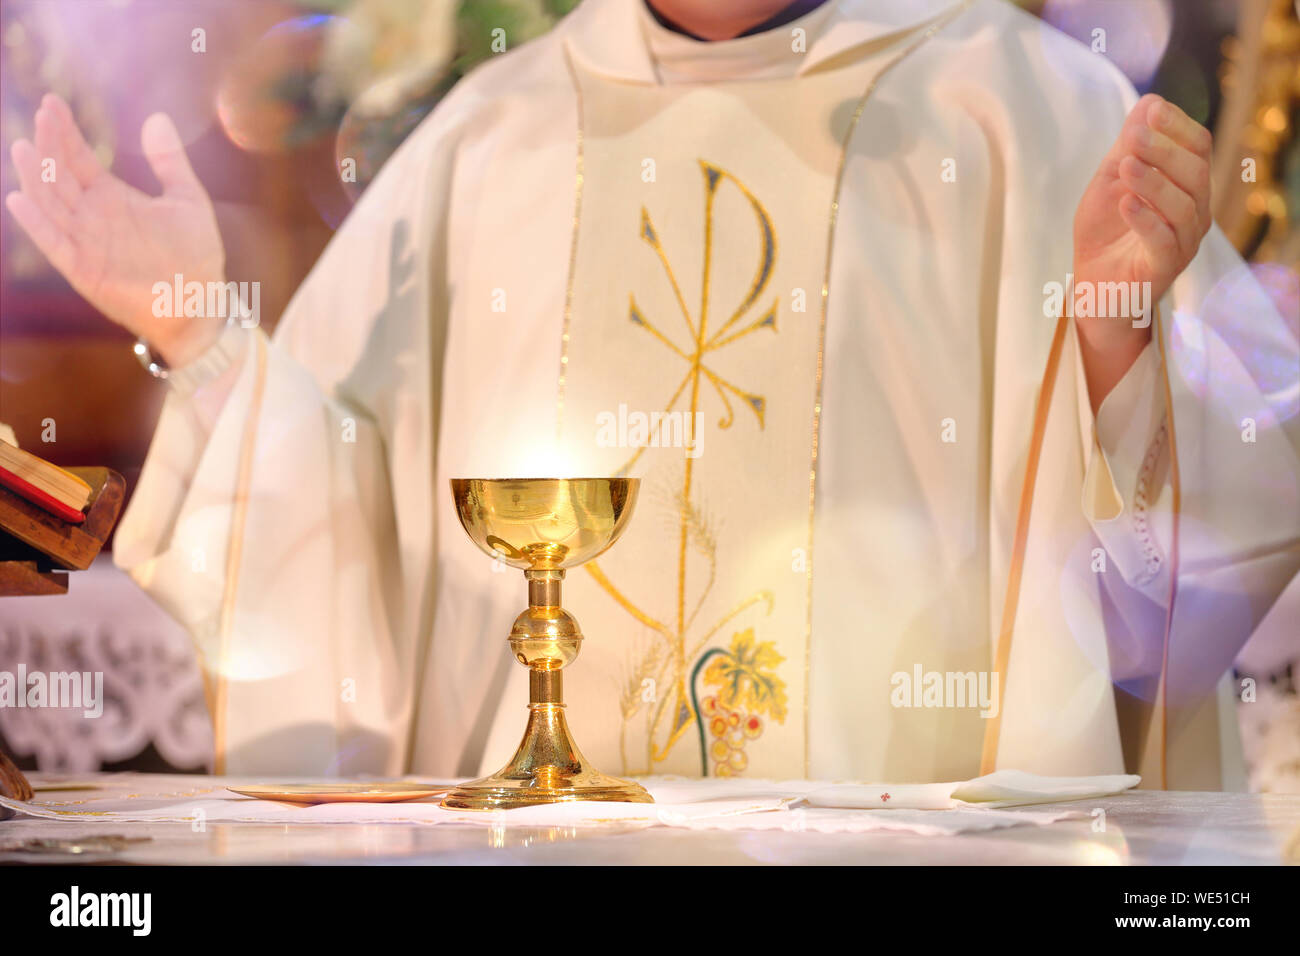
[[1, 779, 1297, 865]]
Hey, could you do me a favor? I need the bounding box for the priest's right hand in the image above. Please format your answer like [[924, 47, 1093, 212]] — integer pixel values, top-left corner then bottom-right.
[[5, 94, 227, 368]]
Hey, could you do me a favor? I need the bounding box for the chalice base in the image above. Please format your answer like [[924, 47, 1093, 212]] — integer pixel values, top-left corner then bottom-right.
[[441, 703, 653, 810]]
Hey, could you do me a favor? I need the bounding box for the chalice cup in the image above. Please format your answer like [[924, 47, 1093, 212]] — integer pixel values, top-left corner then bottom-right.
[[443, 477, 653, 810]]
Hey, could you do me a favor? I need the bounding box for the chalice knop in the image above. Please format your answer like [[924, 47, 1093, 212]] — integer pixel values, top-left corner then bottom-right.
[[443, 478, 653, 809]]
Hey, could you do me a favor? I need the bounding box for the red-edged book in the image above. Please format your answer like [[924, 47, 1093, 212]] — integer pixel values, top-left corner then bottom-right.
[[0, 463, 125, 596], [0, 440, 90, 524]]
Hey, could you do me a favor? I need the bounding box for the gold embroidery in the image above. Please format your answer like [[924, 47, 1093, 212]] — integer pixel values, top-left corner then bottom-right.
[[586, 561, 672, 641], [586, 160, 781, 774], [557, 1, 974, 779], [555, 48, 588, 439], [698, 629, 788, 776]]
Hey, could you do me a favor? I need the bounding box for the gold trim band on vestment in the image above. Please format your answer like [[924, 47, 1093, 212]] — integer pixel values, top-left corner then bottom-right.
[[1153, 306, 1181, 790], [980, 306, 1181, 787], [213, 331, 269, 775]]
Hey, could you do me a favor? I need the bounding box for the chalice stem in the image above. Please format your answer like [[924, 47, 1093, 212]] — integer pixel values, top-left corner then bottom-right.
[[500, 571, 589, 785]]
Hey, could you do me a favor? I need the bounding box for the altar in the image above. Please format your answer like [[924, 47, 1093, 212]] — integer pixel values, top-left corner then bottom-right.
[[1, 774, 1296, 865]]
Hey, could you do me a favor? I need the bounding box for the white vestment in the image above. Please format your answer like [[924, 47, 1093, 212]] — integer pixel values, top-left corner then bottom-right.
[[115, 0, 1300, 787]]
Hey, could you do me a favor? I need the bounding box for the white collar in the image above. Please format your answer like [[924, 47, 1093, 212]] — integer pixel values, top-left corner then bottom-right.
[[638, 1, 838, 82], [564, 0, 969, 83]]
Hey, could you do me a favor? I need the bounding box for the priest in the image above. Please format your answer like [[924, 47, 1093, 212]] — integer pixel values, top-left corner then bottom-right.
[[7, 0, 1298, 788]]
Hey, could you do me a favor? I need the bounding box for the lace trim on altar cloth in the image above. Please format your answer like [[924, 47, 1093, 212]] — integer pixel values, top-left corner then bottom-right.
[[0, 594, 214, 773]]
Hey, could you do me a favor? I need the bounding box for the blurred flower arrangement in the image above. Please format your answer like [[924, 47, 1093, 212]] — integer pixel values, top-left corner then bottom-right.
[[301, 0, 580, 191], [0, 0, 583, 273]]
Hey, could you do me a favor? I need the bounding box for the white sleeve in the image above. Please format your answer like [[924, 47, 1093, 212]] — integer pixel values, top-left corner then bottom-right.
[[1076, 227, 1300, 659], [113, 323, 250, 565], [112, 108, 457, 775], [113, 324, 410, 774], [1074, 323, 1171, 596]]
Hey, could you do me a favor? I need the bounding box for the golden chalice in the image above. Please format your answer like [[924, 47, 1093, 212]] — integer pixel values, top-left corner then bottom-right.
[[443, 478, 653, 809]]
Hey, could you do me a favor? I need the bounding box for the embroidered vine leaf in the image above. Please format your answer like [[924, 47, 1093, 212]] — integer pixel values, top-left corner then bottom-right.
[[702, 628, 788, 723]]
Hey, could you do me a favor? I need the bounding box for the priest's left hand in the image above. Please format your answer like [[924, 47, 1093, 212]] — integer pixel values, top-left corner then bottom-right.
[[1072, 93, 1213, 410]]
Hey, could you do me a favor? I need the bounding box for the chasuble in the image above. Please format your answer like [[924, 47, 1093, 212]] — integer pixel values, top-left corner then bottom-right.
[[115, 0, 1300, 788]]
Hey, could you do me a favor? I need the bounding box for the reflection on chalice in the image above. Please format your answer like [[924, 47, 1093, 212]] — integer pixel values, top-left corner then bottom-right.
[[443, 477, 653, 809]]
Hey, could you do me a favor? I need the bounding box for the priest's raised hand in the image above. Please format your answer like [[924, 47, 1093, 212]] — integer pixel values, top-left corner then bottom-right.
[[5, 94, 226, 368], [1072, 92, 1214, 410]]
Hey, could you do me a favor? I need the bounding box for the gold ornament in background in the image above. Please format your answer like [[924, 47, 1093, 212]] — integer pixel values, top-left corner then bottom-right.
[[443, 477, 653, 809], [1214, 0, 1300, 263]]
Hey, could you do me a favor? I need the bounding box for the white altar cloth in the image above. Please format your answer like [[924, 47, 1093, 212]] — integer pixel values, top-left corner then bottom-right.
[[0, 770, 1137, 837]]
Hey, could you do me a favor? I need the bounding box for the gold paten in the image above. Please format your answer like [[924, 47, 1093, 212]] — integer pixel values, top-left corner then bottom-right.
[[228, 783, 449, 804], [444, 478, 653, 809]]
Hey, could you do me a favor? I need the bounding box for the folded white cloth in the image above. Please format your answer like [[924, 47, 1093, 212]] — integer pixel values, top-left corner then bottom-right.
[[0, 770, 1139, 837], [801, 769, 1143, 810]]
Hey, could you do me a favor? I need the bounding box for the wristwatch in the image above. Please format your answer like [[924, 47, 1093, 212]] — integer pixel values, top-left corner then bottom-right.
[[133, 320, 250, 396]]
